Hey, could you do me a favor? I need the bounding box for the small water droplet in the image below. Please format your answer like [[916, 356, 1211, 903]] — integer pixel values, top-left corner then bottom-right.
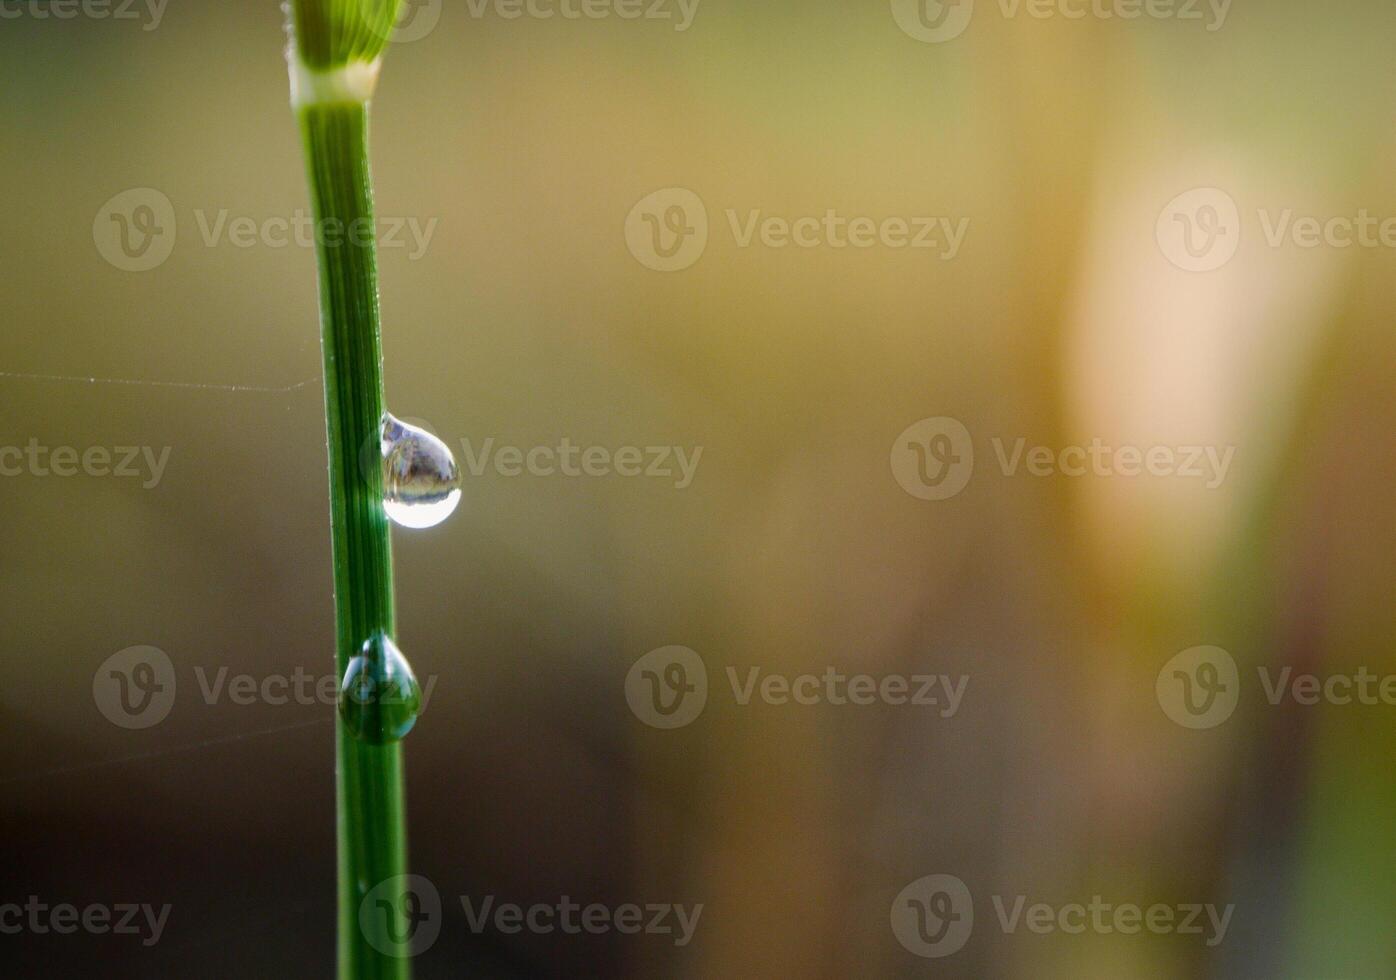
[[379, 413, 460, 529], [339, 634, 422, 744]]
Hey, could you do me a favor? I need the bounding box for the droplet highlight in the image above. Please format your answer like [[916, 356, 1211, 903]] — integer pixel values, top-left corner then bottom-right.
[[339, 634, 422, 744], [379, 413, 461, 529]]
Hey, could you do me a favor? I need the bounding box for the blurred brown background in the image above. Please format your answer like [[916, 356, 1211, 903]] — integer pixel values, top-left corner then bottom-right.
[[2, 0, 1395, 976]]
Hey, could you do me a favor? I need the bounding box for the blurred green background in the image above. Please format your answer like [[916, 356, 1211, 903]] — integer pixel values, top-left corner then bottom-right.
[[2, 0, 1395, 976]]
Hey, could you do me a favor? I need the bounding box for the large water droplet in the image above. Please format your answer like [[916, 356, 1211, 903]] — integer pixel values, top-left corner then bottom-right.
[[339, 634, 422, 744], [379, 413, 460, 529]]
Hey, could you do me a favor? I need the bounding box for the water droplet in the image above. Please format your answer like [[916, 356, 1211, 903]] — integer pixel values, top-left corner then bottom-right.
[[379, 413, 460, 529], [339, 634, 422, 744]]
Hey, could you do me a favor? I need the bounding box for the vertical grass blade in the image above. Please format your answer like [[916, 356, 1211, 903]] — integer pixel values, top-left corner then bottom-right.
[[287, 2, 411, 976]]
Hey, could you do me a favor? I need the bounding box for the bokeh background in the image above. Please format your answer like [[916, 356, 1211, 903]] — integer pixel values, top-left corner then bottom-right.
[[3, 0, 1396, 976]]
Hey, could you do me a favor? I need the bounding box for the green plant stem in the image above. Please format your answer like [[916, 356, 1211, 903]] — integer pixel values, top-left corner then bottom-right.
[[299, 101, 411, 980]]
